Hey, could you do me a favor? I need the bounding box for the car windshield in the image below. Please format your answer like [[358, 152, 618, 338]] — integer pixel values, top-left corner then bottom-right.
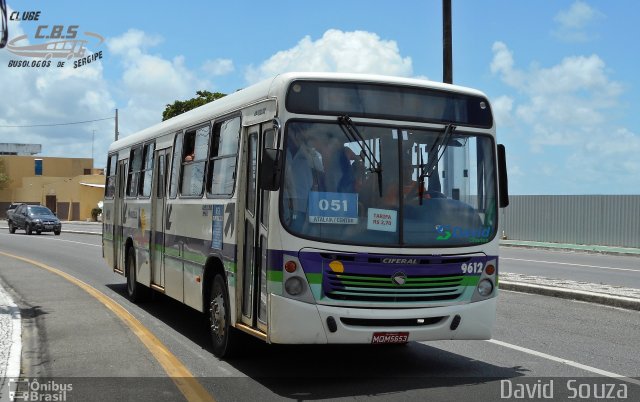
[[28, 206, 54, 216], [280, 120, 498, 247]]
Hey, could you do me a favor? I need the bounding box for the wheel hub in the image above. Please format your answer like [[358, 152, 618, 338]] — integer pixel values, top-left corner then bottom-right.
[[210, 293, 226, 340]]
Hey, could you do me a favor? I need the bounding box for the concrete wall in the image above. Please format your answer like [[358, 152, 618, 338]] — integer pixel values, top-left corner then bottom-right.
[[503, 195, 640, 248]]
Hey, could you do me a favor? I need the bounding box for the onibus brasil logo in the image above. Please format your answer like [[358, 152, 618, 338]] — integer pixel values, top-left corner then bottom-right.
[[1, 1, 104, 69]]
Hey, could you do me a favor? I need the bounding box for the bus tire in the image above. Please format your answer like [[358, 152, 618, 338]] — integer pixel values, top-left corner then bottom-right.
[[126, 247, 148, 303], [209, 274, 238, 358]]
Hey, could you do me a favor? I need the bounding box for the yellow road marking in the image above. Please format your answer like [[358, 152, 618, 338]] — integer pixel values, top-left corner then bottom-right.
[[0, 251, 216, 402]]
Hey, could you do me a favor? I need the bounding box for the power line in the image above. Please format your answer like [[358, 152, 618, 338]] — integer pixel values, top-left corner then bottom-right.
[[0, 116, 114, 128]]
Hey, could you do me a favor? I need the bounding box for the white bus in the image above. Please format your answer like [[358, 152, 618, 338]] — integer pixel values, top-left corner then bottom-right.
[[102, 72, 509, 357]]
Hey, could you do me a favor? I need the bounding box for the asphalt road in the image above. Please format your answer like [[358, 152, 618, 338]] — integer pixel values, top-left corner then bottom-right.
[[500, 247, 640, 289], [0, 231, 639, 401]]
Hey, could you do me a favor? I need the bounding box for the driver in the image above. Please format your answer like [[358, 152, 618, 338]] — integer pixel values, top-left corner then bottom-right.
[[382, 161, 444, 207]]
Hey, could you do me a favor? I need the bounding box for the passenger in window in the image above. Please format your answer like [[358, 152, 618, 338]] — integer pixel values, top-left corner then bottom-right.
[[284, 127, 324, 229], [314, 134, 357, 193]]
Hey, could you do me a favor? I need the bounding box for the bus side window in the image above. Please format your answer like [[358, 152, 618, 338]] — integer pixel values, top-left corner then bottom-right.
[[169, 132, 184, 199], [207, 116, 240, 196], [181, 125, 209, 197], [105, 154, 117, 198], [139, 142, 155, 198], [127, 146, 143, 198]]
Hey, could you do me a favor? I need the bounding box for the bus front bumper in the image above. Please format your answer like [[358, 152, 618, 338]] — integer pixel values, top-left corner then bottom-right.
[[267, 294, 497, 344]]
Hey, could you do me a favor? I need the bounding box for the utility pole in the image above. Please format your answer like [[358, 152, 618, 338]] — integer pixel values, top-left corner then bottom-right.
[[442, 0, 454, 198], [443, 0, 453, 84], [92, 129, 95, 167], [115, 108, 119, 141]]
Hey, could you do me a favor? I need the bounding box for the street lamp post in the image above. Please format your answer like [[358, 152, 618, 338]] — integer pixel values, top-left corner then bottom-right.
[[443, 0, 453, 84]]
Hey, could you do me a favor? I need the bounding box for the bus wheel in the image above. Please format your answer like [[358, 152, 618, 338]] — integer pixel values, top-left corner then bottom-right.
[[126, 247, 147, 302], [209, 274, 238, 358]]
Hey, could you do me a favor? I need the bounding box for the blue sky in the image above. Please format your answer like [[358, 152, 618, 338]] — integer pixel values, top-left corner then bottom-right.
[[1, 0, 638, 194]]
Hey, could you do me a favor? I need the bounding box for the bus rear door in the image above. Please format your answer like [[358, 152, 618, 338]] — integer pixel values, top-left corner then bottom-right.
[[114, 159, 128, 272], [150, 147, 170, 289]]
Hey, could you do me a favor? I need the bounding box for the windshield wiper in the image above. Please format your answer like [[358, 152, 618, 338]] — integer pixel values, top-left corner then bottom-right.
[[337, 115, 381, 172], [337, 115, 384, 196], [418, 124, 456, 203]]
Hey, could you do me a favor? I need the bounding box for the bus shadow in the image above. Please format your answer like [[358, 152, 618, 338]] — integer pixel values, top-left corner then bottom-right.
[[223, 341, 528, 400], [105, 282, 528, 399]]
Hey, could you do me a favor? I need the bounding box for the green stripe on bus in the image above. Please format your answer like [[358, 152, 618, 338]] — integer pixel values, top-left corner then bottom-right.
[[268, 270, 283, 282]]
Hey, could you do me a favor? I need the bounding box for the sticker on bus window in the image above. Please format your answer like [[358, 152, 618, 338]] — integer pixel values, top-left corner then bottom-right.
[[367, 208, 397, 232], [308, 192, 358, 224], [211, 204, 224, 249]]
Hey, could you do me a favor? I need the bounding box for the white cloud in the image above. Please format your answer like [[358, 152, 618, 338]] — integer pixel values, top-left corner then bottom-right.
[[490, 42, 525, 89], [490, 41, 640, 193], [491, 41, 622, 140], [245, 29, 413, 83], [492, 95, 514, 127], [106, 30, 213, 142], [107, 29, 163, 58], [202, 58, 234, 76], [553, 1, 603, 42], [555, 1, 598, 29]]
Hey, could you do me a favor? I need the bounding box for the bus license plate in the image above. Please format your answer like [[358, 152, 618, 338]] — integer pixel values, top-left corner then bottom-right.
[[371, 332, 409, 344]]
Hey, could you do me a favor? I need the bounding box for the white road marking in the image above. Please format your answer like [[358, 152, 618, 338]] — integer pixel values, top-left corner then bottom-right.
[[502, 257, 639, 273], [488, 339, 640, 386], [0, 232, 100, 247]]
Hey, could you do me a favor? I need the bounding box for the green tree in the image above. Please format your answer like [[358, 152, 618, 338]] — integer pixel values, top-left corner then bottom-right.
[[162, 90, 226, 121], [0, 158, 9, 190]]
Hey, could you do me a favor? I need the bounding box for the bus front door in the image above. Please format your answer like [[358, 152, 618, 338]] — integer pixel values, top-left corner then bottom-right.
[[240, 124, 273, 333], [150, 148, 170, 289]]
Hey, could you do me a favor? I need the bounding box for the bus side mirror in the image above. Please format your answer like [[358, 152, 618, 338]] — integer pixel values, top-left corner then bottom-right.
[[260, 148, 282, 191], [497, 144, 509, 208]]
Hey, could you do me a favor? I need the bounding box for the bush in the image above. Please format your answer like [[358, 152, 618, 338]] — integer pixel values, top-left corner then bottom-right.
[[91, 207, 102, 221]]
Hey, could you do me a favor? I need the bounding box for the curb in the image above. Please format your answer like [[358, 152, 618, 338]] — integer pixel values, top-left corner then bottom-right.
[[500, 280, 640, 311], [500, 241, 640, 257], [0, 280, 22, 384]]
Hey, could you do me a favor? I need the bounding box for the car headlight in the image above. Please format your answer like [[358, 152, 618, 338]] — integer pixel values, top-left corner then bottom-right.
[[32, 219, 42, 224]]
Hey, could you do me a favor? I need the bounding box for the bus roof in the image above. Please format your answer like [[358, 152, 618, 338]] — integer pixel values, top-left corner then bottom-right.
[[108, 72, 489, 153]]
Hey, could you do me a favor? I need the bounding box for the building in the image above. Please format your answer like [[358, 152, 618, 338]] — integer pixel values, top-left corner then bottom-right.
[[0, 155, 105, 220]]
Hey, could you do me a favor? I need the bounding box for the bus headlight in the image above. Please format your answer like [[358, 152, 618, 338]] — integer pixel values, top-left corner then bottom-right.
[[285, 277, 305, 296], [477, 279, 494, 297]]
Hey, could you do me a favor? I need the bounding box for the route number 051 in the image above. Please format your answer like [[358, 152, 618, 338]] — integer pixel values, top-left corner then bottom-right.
[[318, 199, 348, 212]]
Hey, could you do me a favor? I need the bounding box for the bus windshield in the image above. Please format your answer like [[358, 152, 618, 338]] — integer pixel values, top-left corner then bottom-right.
[[281, 120, 498, 247]]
